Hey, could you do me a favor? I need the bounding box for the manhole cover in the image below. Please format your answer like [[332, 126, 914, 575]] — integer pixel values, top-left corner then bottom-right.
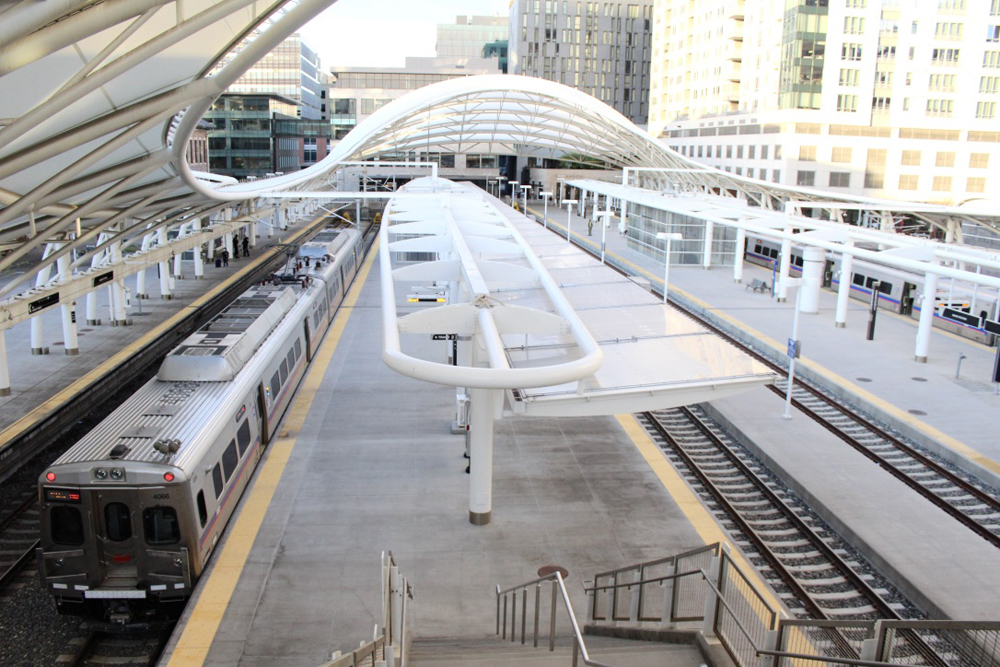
[[908, 409, 927, 416], [856, 377, 872, 383], [537, 565, 569, 580], [80, 328, 93, 332], [911, 377, 928, 382]]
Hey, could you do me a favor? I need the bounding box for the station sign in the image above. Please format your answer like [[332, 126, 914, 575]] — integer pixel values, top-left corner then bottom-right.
[[92, 271, 114, 287], [432, 334, 457, 341], [942, 308, 981, 328], [28, 292, 59, 314]]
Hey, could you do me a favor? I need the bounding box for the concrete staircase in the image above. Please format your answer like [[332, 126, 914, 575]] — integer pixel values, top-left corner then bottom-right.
[[407, 634, 706, 666]]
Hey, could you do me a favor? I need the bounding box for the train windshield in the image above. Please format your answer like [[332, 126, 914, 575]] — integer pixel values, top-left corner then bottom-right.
[[143, 506, 180, 545], [51, 506, 84, 545]]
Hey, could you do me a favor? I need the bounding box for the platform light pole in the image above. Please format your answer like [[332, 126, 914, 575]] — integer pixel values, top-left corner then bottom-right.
[[510, 181, 519, 207], [781, 277, 804, 420], [497, 175, 506, 199], [563, 199, 578, 244], [656, 232, 683, 304], [520, 184, 531, 214], [597, 208, 613, 265], [541, 191, 552, 229]]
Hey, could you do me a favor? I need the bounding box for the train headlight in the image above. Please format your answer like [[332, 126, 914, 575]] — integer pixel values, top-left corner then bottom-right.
[[94, 468, 107, 480], [109, 468, 124, 480]]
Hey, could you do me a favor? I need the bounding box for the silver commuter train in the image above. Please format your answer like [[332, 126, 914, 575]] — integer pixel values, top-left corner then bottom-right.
[[744, 234, 998, 344], [36, 227, 363, 626]]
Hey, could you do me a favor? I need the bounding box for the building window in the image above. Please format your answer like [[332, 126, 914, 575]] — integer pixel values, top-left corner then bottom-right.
[[774, 145, 782, 160], [967, 177, 987, 192], [970, 153, 990, 168], [772, 170, 781, 183], [934, 22, 964, 39], [938, 0, 965, 11], [864, 171, 885, 188], [935, 151, 955, 167], [737, 145, 744, 159], [989, 25, 1000, 42], [932, 176, 952, 191], [839, 69, 860, 86], [761, 145, 769, 159], [845, 16, 865, 35], [872, 97, 891, 112], [796, 170, 815, 186], [726, 145, 733, 158], [842, 43, 863, 61], [931, 48, 960, 64], [898, 175, 919, 190], [901, 150, 921, 166], [832, 147, 852, 163], [829, 172, 851, 187], [929, 74, 957, 91], [799, 146, 817, 161], [877, 45, 896, 60], [976, 101, 997, 118], [746, 168, 754, 178], [986, 51, 1000, 68], [926, 99, 955, 116], [837, 94, 858, 112], [981, 76, 1000, 93]]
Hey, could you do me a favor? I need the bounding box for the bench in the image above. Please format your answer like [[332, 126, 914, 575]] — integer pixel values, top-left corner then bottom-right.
[[746, 278, 769, 293]]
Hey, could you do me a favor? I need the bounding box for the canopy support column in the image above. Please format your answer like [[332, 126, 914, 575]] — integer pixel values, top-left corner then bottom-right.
[[0, 330, 10, 396], [157, 228, 172, 300], [193, 218, 205, 279], [915, 270, 939, 363], [835, 245, 854, 328], [777, 236, 792, 302], [800, 247, 825, 314], [468, 386, 496, 526], [31, 243, 55, 354], [733, 227, 745, 283], [702, 220, 714, 270], [57, 251, 79, 355]]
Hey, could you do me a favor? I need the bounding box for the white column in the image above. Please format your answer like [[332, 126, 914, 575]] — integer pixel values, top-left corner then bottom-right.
[[619, 199, 628, 234], [777, 236, 792, 302], [193, 218, 205, 279], [110, 239, 128, 325], [173, 223, 186, 278], [57, 252, 79, 355], [702, 220, 714, 270], [915, 271, 939, 363], [835, 247, 854, 328], [249, 220, 258, 248], [733, 227, 746, 283], [31, 244, 55, 354], [0, 330, 10, 396], [799, 247, 825, 314], [158, 228, 172, 300], [136, 233, 153, 297], [468, 386, 496, 525]]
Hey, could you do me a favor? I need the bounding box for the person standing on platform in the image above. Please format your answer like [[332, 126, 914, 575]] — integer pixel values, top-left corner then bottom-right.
[[232, 233, 239, 258], [242, 236, 250, 257], [221, 248, 229, 267]]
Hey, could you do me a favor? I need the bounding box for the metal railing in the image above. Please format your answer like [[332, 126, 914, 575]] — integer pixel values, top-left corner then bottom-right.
[[495, 571, 614, 667], [583, 543, 1000, 667], [321, 551, 411, 667]]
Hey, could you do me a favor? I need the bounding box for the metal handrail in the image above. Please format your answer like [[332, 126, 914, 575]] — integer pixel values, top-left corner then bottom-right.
[[583, 567, 705, 593], [495, 571, 614, 667]]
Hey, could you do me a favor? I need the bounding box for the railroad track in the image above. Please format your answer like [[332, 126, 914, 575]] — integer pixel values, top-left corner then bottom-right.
[[64, 626, 173, 667], [0, 492, 40, 598], [639, 406, 954, 665]]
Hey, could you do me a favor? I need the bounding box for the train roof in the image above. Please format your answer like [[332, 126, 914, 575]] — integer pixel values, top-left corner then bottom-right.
[[158, 286, 299, 382], [298, 227, 351, 259]]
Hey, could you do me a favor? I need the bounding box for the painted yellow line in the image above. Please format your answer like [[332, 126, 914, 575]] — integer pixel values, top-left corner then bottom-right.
[[0, 219, 325, 452], [168, 238, 379, 666], [616, 413, 784, 614]]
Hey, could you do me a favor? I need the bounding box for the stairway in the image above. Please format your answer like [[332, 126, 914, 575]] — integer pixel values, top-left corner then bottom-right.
[[407, 633, 706, 666]]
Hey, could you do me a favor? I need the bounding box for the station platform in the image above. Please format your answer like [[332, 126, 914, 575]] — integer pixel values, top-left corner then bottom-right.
[[159, 189, 1000, 666]]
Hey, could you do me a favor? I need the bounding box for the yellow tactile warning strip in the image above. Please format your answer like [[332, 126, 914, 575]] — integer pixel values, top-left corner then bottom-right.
[[0, 219, 325, 455], [167, 238, 379, 666], [615, 413, 783, 615], [528, 205, 1000, 478]]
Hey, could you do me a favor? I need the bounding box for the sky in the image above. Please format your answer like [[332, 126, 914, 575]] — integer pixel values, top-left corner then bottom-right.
[[299, 0, 511, 69]]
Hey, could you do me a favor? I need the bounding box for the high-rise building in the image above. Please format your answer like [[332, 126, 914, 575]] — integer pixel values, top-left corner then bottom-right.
[[508, 0, 654, 125], [649, 0, 1000, 205], [224, 33, 328, 120], [437, 15, 509, 60]]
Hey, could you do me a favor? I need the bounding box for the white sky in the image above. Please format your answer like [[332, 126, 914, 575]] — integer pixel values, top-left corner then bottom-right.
[[300, 0, 511, 69]]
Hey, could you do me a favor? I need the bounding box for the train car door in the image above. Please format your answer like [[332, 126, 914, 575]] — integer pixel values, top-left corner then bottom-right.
[[256, 382, 269, 447], [93, 493, 141, 585], [823, 260, 834, 288], [900, 282, 916, 316], [303, 321, 313, 362]]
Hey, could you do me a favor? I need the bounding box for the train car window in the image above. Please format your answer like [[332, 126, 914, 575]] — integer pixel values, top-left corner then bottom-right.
[[794, 256, 803, 267], [853, 273, 865, 286], [769, 248, 779, 259], [286, 349, 295, 370], [279, 359, 288, 384], [143, 506, 180, 545], [212, 463, 223, 499], [754, 244, 763, 254], [270, 371, 281, 398], [294, 339, 302, 360], [197, 491, 208, 527], [878, 281, 893, 294], [51, 506, 84, 546], [236, 420, 252, 456], [104, 502, 132, 541], [222, 440, 238, 481]]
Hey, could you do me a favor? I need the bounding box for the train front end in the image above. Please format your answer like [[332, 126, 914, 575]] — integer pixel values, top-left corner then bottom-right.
[[36, 459, 194, 627]]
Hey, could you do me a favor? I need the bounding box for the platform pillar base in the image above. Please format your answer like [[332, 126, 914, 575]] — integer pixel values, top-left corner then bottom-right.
[[64, 348, 79, 356], [87, 319, 101, 326], [0, 387, 10, 397], [776, 297, 787, 303], [835, 322, 845, 328], [161, 294, 173, 300], [31, 347, 49, 355], [469, 510, 491, 526], [914, 355, 927, 363]]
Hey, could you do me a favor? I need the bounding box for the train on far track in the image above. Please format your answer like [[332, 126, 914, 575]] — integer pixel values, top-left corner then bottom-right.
[[745, 234, 1000, 345], [36, 226, 363, 628]]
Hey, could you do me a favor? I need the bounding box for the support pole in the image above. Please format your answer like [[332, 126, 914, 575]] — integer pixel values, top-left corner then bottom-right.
[[468, 386, 495, 525], [915, 271, 939, 363], [0, 330, 10, 396], [702, 220, 714, 270], [136, 232, 152, 297], [799, 247, 825, 314], [158, 228, 172, 300], [733, 226, 745, 283], [57, 252, 79, 355], [173, 222, 186, 279], [777, 236, 792, 302], [193, 218, 205, 279], [31, 243, 55, 354], [835, 246, 854, 328]]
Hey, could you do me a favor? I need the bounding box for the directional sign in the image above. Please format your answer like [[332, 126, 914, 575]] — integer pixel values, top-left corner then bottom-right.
[[985, 319, 1000, 336], [432, 334, 457, 341], [942, 308, 982, 328], [787, 338, 800, 359], [28, 293, 59, 314]]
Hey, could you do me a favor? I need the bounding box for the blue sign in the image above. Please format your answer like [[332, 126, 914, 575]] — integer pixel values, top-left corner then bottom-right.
[[787, 338, 799, 359]]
